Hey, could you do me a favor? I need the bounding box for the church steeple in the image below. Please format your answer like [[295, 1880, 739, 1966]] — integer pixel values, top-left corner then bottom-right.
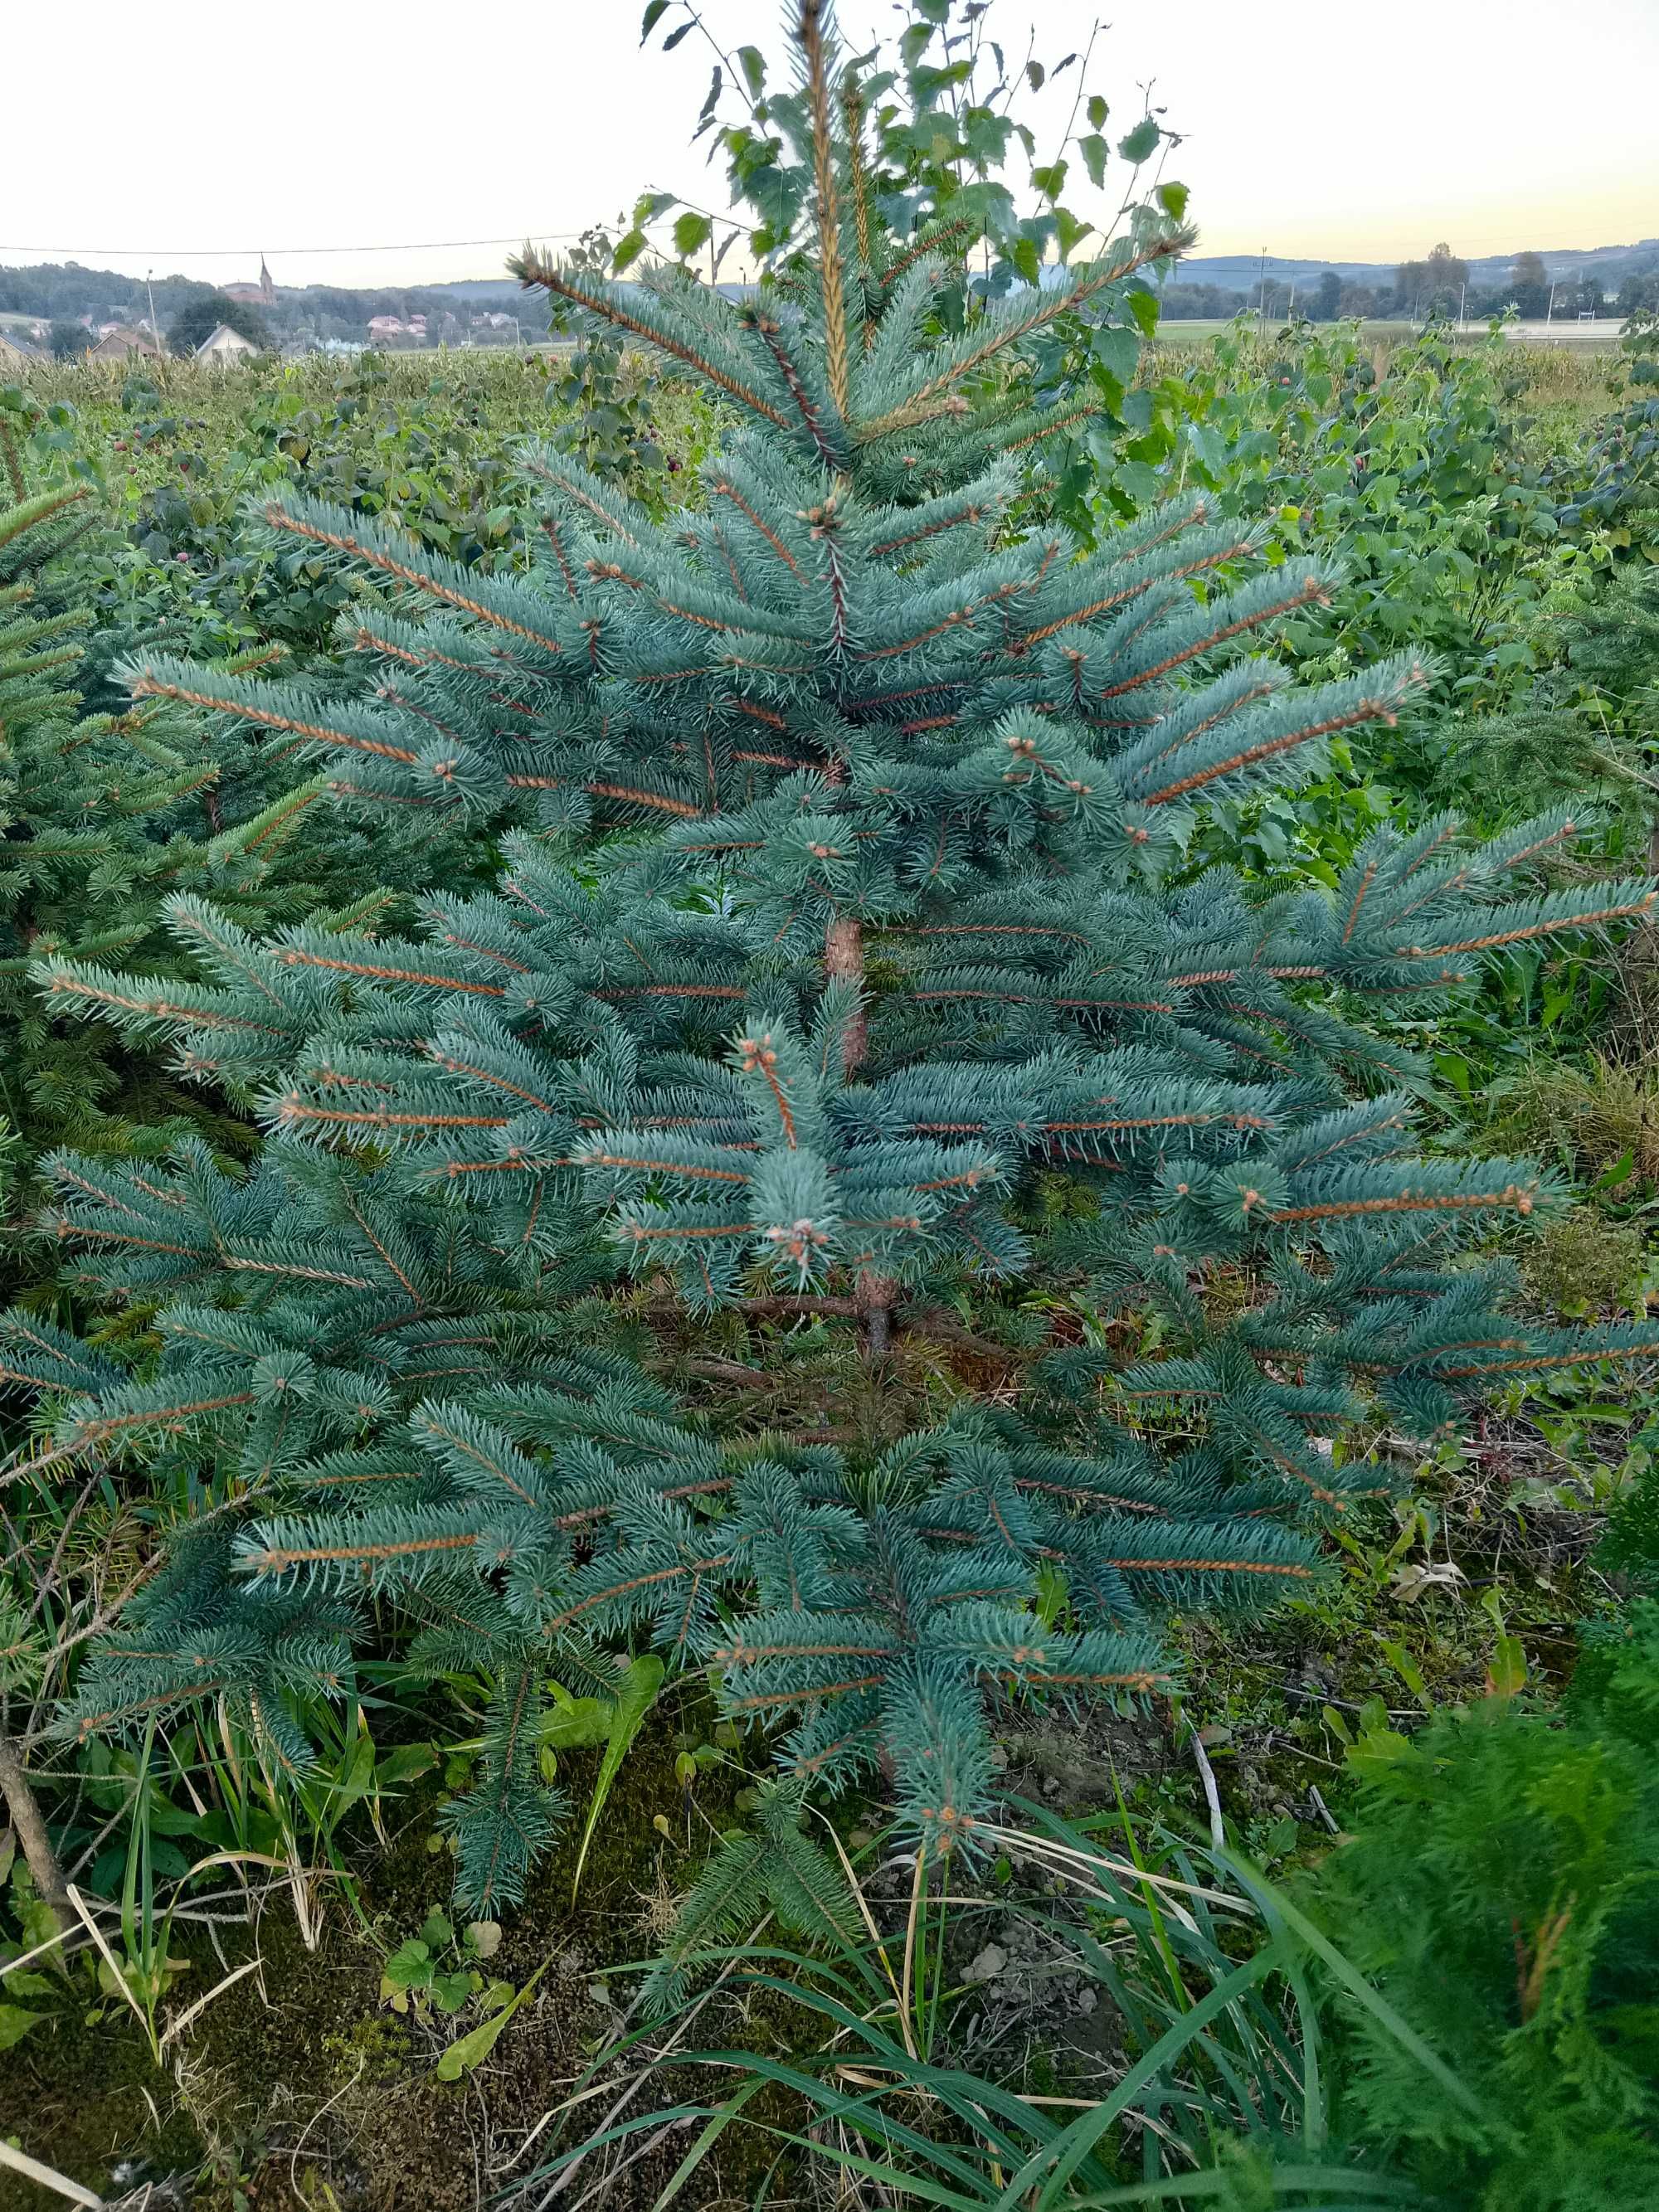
[[258, 255, 275, 306]]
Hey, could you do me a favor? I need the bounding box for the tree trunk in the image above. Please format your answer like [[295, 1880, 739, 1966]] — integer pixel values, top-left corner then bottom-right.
[[825, 910, 897, 1357], [824, 913, 869, 1077], [856, 1267, 898, 1355], [0, 1732, 75, 1936]]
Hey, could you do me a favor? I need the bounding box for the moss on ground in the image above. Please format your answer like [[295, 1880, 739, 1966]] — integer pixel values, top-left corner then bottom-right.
[[0, 1707, 775, 2211]]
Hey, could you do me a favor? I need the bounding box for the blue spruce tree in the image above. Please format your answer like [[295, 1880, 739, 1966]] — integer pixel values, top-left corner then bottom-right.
[[7, 1, 1658, 1911]]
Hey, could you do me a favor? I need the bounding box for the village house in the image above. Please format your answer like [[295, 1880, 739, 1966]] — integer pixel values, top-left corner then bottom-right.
[[194, 323, 260, 364], [86, 327, 163, 363]]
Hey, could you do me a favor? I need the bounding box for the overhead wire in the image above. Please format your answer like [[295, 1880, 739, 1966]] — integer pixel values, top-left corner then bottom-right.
[[0, 231, 594, 260]]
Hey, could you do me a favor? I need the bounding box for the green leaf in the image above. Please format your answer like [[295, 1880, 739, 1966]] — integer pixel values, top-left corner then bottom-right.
[[431, 1970, 473, 2014], [381, 1940, 434, 1993], [1593, 1147, 1637, 1192], [1480, 1588, 1529, 1698], [1053, 210, 1094, 265], [672, 212, 714, 262], [140, 1797, 207, 1838], [1156, 179, 1190, 222], [17, 1893, 63, 1958], [435, 1962, 546, 2081], [572, 1654, 666, 1901], [736, 45, 765, 98], [540, 1689, 615, 1751], [1091, 323, 1140, 382], [660, 19, 693, 51], [0, 2002, 44, 2052], [1379, 1638, 1431, 1711], [375, 1742, 439, 1789], [1346, 1697, 1412, 1777], [1118, 116, 1160, 163], [1032, 161, 1067, 203], [611, 229, 650, 276], [640, 0, 670, 41], [418, 1908, 454, 1951], [1078, 134, 1108, 191], [1025, 61, 1045, 91], [329, 1727, 377, 1815], [1087, 93, 1108, 129]]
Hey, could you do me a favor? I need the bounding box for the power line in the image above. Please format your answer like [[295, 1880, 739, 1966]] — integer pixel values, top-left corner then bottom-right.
[[0, 231, 594, 260]]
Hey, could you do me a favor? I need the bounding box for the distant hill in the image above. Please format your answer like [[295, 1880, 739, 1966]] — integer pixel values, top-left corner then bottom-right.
[[5, 235, 1655, 348], [417, 244, 1659, 296], [1172, 241, 1659, 290], [395, 278, 535, 304]]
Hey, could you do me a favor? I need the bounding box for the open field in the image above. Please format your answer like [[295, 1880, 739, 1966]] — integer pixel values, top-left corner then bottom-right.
[[1155, 314, 1626, 351]]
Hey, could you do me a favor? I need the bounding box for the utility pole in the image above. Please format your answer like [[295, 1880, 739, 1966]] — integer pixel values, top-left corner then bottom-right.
[[145, 266, 159, 344], [1457, 282, 1467, 328], [1258, 246, 1268, 326]]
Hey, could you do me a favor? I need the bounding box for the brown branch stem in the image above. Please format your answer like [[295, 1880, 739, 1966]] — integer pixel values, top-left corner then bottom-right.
[[0, 1733, 75, 1934]]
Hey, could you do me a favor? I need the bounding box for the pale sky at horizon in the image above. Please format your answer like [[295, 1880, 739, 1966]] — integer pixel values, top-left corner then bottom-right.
[[6, 0, 1657, 291]]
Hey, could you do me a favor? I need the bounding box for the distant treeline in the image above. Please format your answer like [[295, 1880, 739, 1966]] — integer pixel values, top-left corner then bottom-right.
[[0, 262, 525, 343], [1165, 249, 1659, 324], [7, 244, 1659, 352]]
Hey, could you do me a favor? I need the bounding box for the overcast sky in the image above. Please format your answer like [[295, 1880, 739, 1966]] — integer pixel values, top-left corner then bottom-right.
[[6, 0, 1656, 289]]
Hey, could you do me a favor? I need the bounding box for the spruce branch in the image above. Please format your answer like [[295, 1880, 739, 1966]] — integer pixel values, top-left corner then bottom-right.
[[798, 0, 854, 425], [511, 253, 794, 433]]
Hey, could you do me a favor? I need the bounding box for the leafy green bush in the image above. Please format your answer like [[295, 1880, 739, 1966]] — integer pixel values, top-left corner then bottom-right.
[[1438, 558, 1659, 858], [1318, 1678, 1659, 2210], [1560, 309, 1659, 555], [6, 350, 719, 676], [1145, 322, 1574, 677]]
